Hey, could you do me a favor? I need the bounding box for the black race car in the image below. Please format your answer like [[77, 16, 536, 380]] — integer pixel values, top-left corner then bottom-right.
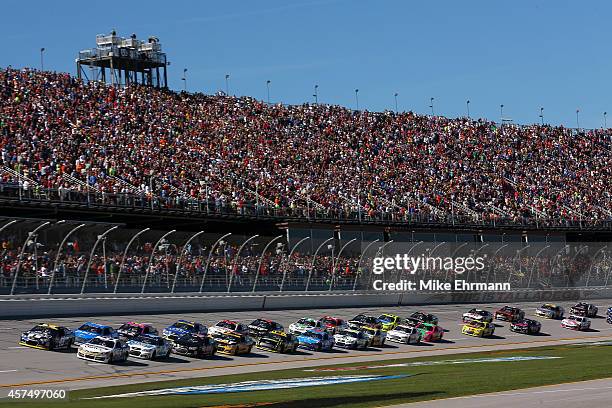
[[509, 319, 542, 335], [256, 331, 299, 353], [247, 319, 284, 338], [607, 307, 612, 324], [348, 314, 382, 329], [172, 334, 216, 358], [19, 323, 74, 350], [569, 302, 598, 318], [410, 311, 439, 325]]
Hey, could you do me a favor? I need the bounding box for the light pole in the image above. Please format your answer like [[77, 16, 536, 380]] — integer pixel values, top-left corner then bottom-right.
[[394, 92, 398, 112], [329, 238, 357, 291], [430, 97, 434, 115], [266, 80, 271, 103], [314, 84, 318, 104], [182, 68, 187, 91], [10, 221, 52, 295], [576, 109, 580, 129], [141, 230, 176, 293], [225, 74, 230, 96], [171, 230, 205, 293], [252, 235, 284, 292], [49, 223, 86, 294], [227, 234, 259, 292], [604, 112, 607, 128], [355, 89, 359, 110], [80, 225, 119, 294], [279, 236, 310, 292], [40, 48, 45, 71], [306, 237, 334, 291], [466, 100, 470, 118], [200, 232, 232, 293], [500, 104, 504, 123], [114, 227, 150, 293], [539, 107, 544, 125]]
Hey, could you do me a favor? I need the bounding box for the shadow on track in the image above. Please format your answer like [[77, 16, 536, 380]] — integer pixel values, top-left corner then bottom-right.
[[258, 391, 443, 408]]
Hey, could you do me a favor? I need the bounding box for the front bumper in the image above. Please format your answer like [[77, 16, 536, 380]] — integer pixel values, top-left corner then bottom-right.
[[19, 340, 50, 350], [128, 348, 155, 359], [77, 350, 110, 363]]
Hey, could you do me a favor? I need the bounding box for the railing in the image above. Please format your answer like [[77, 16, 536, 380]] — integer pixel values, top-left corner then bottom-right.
[[0, 183, 610, 230]]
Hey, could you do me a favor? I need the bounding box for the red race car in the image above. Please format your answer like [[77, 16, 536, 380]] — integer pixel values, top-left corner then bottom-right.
[[494, 306, 525, 322], [318, 316, 348, 334]]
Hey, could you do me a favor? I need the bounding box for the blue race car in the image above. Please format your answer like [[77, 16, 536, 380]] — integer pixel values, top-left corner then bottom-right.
[[73, 322, 117, 346], [162, 320, 207, 344], [297, 329, 335, 351]]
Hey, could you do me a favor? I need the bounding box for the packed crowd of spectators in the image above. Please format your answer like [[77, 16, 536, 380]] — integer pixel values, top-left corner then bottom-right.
[[1, 67, 611, 225]]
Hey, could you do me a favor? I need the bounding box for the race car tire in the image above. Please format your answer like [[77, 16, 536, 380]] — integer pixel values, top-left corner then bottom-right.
[[164, 349, 170, 358], [316, 344, 322, 352], [247, 346, 253, 353], [151, 351, 156, 360]]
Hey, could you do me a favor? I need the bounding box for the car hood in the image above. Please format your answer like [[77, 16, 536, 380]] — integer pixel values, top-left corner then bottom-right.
[[164, 327, 190, 336], [80, 344, 112, 353], [74, 330, 98, 339], [297, 336, 320, 344], [387, 330, 409, 337], [128, 341, 156, 349], [334, 335, 357, 343]]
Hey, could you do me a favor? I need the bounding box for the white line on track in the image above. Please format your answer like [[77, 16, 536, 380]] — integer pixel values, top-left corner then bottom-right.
[[0, 370, 18, 374], [7, 346, 27, 349]]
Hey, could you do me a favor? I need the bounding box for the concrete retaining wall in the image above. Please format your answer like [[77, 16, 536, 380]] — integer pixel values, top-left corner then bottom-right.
[[1, 287, 611, 319]]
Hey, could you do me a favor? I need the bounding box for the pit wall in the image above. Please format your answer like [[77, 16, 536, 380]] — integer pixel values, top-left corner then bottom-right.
[[1, 287, 611, 319]]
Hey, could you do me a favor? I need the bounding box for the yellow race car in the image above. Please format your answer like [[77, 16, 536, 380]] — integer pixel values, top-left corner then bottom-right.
[[461, 320, 495, 337], [377, 313, 401, 331], [361, 325, 386, 346], [212, 331, 254, 355], [256, 330, 299, 353]]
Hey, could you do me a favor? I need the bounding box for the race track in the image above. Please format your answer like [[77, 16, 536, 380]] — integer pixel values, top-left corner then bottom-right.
[[0, 299, 611, 393]]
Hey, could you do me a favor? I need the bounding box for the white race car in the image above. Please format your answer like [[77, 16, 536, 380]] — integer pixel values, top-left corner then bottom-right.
[[333, 328, 368, 349], [561, 315, 591, 331], [386, 324, 422, 344], [208, 320, 248, 337], [127, 334, 172, 359], [288, 318, 324, 335], [462, 308, 493, 323], [77, 336, 129, 363]]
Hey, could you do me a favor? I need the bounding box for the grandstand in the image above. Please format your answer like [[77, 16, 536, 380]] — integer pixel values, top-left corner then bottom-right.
[[0, 67, 610, 232], [1, 65, 611, 295]]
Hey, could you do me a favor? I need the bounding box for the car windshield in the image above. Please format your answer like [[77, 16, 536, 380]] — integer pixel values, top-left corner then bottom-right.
[[297, 319, 315, 326], [31, 325, 56, 334], [118, 324, 142, 335], [395, 326, 413, 333], [217, 321, 237, 329], [78, 324, 104, 334], [134, 336, 159, 345], [89, 338, 116, 348], [378, 315, 394, 323], [338, 330, 358, 338], [172, 322, 195, 331], [303, 332, 322, 339], [500, 307, 513, 312], [267, 333, 286, 341], [321, 318, 338, 325], [468, 321, 485, 328], [541, 305, 555, 310], [250, 319, 270, 328]]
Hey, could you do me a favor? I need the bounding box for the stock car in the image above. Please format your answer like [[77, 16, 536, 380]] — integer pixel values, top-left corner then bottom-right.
[[19, 323, 74, 350], [162, 320, 207, 343], [561, 315, 591, 331], [409, 311, 439, 325], [73, 322, 117, 346], [569, 302, 598, 318], [172, 334, 216, 358], [607, 307, 612, 324], [535, 303, 565, 319], [247, 319, 284, 338], [334, 328, 369, 349], [77, 336, 129, 363], [348, 314, 382, 330], [319, 316, 348, 334], [386, 324, 421, 344], [256, 331, 299, 353], [417, 323, 445, 342], [361, 326, 386, 347], [208, 320, 249, 337], [296, 329, 335, 351], [377, 313, 401, 331], [462, 308, 493, 323], [462, 320, 495, 337], [494, 306, 525, 322], [127, 334, 172, 359], [288, 317, 325, 335], [509, 319, 542, 335], [117, 322, 158, 340], [212, 331, 254, 355]]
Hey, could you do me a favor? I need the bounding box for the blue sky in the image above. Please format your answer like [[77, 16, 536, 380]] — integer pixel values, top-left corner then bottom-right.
[[1, 1, 611, 128]]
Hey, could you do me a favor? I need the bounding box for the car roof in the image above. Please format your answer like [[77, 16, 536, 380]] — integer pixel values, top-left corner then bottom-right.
[[123, 321, 147, 327], [175, 320, 196, 325], [38, 323, 62, 329], [80, 322, 111, 329]]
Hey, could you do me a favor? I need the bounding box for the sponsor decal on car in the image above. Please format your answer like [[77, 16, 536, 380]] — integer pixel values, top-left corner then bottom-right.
[[85, 375, 409, 399], [305, 356, 562, 372]]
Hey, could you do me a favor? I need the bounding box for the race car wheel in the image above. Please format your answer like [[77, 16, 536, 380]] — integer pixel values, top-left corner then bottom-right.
[[316, 344, 322, 352], [108, 355, 114, 364], [151, 351, 156, 360], [247, 346, 253, 353], [164, 349, 170, 358]]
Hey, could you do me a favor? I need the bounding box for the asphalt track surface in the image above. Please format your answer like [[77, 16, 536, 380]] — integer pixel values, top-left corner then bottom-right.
[[0, 299, 611, 395], [392, 377, 612, 408]]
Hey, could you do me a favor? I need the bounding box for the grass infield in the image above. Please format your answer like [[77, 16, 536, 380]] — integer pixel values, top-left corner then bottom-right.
[[3, 342, 611, 408]]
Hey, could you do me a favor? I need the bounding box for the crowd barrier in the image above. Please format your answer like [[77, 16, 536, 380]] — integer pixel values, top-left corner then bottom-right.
[[1, 287, 611, 319]]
